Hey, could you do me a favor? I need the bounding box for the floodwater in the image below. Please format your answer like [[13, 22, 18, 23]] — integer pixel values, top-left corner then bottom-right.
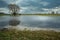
[[0, 15, 60, 31]]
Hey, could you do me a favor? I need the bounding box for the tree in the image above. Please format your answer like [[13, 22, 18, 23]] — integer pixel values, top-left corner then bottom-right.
[[8, 4, 20, 16], [56, 11, 58, 14], [51, 11, 55, 14]]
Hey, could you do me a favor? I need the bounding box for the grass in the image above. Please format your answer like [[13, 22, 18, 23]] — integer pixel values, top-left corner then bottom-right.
[[19, 14, 60, 16], [0, 29, 60, 40], [0, 14, 10, 16], [1, 14, 60, 16]]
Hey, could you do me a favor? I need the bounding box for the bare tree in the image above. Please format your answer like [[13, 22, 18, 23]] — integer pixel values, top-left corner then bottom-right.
[[51, 11, 55, 14], [8, 4, 20, 16]]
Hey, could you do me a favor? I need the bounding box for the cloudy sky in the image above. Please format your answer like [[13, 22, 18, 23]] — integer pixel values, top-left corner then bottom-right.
[[0, 0, 60, 14]]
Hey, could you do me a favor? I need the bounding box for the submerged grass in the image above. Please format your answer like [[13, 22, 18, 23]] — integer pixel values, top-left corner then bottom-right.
[[0, 29, 60, 40]]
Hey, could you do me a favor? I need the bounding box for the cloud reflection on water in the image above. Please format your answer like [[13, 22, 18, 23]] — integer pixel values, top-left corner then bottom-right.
[[0, 16, 60, 30]]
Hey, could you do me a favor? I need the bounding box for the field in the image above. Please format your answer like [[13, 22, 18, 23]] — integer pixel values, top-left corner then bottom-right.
[[0, 29, 60, 40], [0, 13, 60, 16], [19, 14, 60, 16]]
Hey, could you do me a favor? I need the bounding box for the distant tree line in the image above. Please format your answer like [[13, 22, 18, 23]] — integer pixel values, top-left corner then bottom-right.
[[51, 11, 58, 14], [0, 12, 5, 14]]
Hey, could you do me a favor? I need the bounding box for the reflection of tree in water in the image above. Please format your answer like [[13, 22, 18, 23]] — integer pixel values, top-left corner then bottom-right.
[[9, 18, 20, 26], [8, 4, 20, 26]]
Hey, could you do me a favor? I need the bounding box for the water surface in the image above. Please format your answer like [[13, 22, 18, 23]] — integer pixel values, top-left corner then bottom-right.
[[0, 15, 60, 31]]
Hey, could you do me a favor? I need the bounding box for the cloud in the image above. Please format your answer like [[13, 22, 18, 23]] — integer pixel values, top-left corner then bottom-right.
[[40, 1, 49, 6], [0, 0, 8, 8], [0, 8, 9, 13], [19, 6, 60, 14], [2, 0, 22, 4], [0, 0, 60, 14], [42, 6, 60, 13], [15, 0, 23, 4]]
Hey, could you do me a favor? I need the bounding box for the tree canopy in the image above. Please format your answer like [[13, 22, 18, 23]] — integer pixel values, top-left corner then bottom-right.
[[8, 4, 20, 15]]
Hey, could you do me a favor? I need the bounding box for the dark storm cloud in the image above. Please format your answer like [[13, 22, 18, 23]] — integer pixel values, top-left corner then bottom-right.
[[0, 0, 60, 13], [0, 0, 60, 8], [42, 0, 60, 8], [0, 0, 8, 8], [20, 0, 60, 8]]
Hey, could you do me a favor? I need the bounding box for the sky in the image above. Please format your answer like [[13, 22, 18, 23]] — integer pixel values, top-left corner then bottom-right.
[[0, 0, 60, 14]]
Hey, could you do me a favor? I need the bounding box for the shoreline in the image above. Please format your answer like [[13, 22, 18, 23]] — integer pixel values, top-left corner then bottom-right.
[[3, 25, 60, 32]]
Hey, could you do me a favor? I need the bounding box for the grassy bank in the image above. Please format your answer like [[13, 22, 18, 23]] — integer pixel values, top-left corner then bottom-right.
[[1, 14, 60, 16], [0, 14, 10, 16], [19, 14, 60, 16], [0, 29, 60, 40]]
